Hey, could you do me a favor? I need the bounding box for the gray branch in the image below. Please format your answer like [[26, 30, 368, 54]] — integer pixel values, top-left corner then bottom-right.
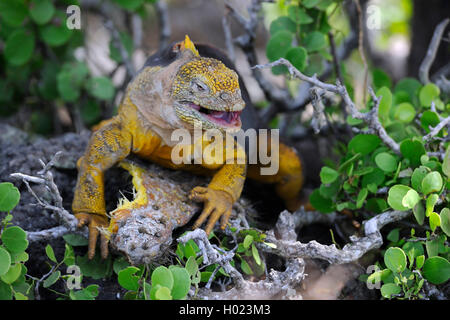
[[423, 116, 450, 142]]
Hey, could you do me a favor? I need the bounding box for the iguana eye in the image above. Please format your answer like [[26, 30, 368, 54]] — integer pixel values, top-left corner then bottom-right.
[[192, 81, 208, 93]]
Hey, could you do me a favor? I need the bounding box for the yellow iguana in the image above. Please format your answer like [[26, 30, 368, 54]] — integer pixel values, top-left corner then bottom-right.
[[72, 36, 304, 259]]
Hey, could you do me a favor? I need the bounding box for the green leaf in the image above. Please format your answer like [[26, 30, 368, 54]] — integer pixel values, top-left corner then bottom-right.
[[43, 271, 60, 288], [0, 0, 28, 27], [1, 226, 28, 253], [377, 87, 392, 124], [251, 244, 261, 266], [387, 228, 400, 243], [309, 189, 334, 213], [419, 83, 440, 107], [269, 16, 297, 35], [400, 139, 426, 167], [243, 235, 254, 249], [393, 102, 416, 123], [361, 168, 385, 187], [415, 255, 425, 269], [155, 286, 172, 300], [14, 292, 28, 300], [421, 172, 443, 195], [63, 233, 89, 246], [266, 30, 293, 62], [4, 29, 35, 67], [428, 212, 441, 232], [384, 247, 407, 273], [0, 263, 21, 284], [113, 257, 130, 275], [411, 166, 429, 193], [443, 146, 450, 178], [426, 238, 439, 257], [381, 283, 401, 299], [319, 166, 339, 184], [425, 193, 439, 217], [86, 77, 115, 100], [388, 185, 414, 211], [168, 266, 190, 300], [109, 32, 134, 63], [40, 16, 73, 47], [303, 31, 327, 52], [303, 0, 320, 8], [412, 201, 425, 225], [372, 69, 392, 91], [118, 266, 141, 291], [285, 47, 308, 72], [0, 182, 20, 212], [240, 259, 253, 275], [440, 208, 450, 237], [29, 0, 55, 25], [375, 153, 398, 172], [45, 244, 57, 263], [57, 71, 80, 102], [113, 0, 144, 11], [185, 256, 198, 276], [63, 244, 75, 266], [401, 189, 420, 209], [287, 5, 313, 24], [151, 266, 174, 291], [420, 111, 440, 133], [356, 188, 368, 209], [422, 256, 450, 285], [394, 78, 421, 101], [76, 253, 112, 280], [348, 134, 381, 156]]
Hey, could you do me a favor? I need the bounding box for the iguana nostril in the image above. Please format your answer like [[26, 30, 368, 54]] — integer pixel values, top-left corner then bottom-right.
[[220, 92, 230, 100]]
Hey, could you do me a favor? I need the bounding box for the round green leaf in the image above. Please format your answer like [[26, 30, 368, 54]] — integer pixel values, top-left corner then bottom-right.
[[440, 208, 450, 237], [442, 146, 450, 178], [394, 77, 421, 101], [0, 247, 11, 276], [155, 286, 172, 300], [57, 71, 80, 102], [384, 247, 407, 273], [381, 283, 401, 299], [375, 152, 398, 172], [151, 266, 174, 291], [309, 189, 334, 213], [422, 256, 450, 285], [401, 189, 420, 209], [425, 193, 439, 217], [394, 102, 416, 123], [303, 31, 327, 52], [45, 244, 57, 263], [421, 172, 443, 195], [4, 30, 35, 67], [319, 166, 339, 184], [419, 83, 440, 107], [0, 263, 21, 284], [388, 185, 413, 211], [29, 0, 55, 25], [285, 46, 308, 72], [361, 168, 385, 187], [1, 226, 28, 253], [86, 77, 115, 100], [43, 270, 60, 288], [0, 182, 20, 212], [348, 134, 381, 156], [429, 211, 441, 232], [411, 166, 429, 193], [63, 233, 89, 246], [243, 235, 254, 249], [372, 69, 392, 91], [168, 266, 191, 300], [420, 111, 440, 133], [287, 5, 313, 24], [0, 0, 28, 27], [40, 13, 73, 47], [400, 139, 426, 167], [118, 266, 140, 291], [269, 16, 297, 35], [266, 31, 293, 62], [413, 201, 425, 225]]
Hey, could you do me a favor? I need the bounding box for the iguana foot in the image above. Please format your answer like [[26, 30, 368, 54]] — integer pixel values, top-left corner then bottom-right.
[[75, 213, 109, 259], [189, 186, 233, 235]]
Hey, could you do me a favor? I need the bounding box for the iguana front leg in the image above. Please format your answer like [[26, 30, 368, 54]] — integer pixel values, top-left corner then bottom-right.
[[189, 162, 246, 235], [72, 119, 132, 259]]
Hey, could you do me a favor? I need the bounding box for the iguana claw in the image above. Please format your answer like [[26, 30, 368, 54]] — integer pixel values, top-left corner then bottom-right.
[[75, 213, 109, 260], [189, 186, 233, 235]]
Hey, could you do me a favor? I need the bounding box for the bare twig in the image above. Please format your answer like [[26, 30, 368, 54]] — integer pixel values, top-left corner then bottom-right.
[[222, 9, 235, 62], [354, 0, 369, 104], [419, 18, 450, 85], [252, 58, 401, 154], [423, 116, 450, 142]]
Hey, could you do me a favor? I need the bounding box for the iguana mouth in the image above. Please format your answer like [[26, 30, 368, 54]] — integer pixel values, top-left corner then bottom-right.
[[184, 102, 242, 127]]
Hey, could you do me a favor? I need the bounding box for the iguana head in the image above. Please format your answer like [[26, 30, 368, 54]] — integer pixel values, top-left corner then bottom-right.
[[170, 36, 245, 132]]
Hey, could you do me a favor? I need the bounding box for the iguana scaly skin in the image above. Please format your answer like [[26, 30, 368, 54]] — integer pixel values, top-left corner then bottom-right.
[[73, 36, 303, 259]]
